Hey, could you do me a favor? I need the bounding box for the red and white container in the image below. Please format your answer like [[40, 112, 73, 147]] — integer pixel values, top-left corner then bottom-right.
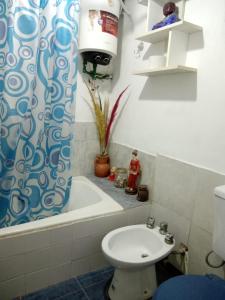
[[79, 0, 121, 57]]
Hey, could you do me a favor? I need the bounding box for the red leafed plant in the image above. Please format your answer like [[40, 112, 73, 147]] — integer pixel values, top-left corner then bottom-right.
[[85, 80, 129, 156], [105, 86, 129, 149]]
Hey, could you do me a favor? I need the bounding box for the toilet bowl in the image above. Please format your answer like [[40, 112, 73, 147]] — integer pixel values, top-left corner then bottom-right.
[[102, 224, 175, 300]]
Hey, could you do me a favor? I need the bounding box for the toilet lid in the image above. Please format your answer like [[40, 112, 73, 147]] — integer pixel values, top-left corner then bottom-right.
[[153, 274, 225, 300]]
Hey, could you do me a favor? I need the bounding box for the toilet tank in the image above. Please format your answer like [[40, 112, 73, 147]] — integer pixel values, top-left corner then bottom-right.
[[213, 186, 225, 260]]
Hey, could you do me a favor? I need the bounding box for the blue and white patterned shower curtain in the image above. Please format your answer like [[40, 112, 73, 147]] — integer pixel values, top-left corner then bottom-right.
[[0, 0, 79, 227]]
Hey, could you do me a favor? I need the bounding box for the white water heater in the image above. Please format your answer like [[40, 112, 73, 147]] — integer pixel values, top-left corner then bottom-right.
[[79, 0, 121, 59]]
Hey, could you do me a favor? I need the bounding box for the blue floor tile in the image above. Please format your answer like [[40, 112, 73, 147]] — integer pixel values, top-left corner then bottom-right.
[[21, 278, 85, 300], [77, 267, 114, 289], [77, 267, 114, 300], [59, 290, 88, 300], [19, 267, 114, 300], [83, 280, 109, 300], [46, 278, 81, 300], [21, 292, 48, 300]]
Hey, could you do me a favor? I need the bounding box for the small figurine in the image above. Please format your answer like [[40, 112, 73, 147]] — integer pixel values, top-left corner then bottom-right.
[[152, 2, 179, 30], [125, 150, 141, 195], [108, 166, 117, 181]]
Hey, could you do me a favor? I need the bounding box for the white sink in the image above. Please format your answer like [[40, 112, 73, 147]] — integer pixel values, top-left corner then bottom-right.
[[102, 224, 175, 300], [102, 224, 174, 269]]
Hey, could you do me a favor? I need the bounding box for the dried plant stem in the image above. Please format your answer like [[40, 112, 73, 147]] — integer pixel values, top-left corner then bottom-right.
[[84, 81, 106, 155], [84, 80, 128, 156]]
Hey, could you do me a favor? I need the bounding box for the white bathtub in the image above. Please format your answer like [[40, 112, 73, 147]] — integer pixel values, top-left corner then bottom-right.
[[0, 176, 150, 300], [0, 176, 123, 239]]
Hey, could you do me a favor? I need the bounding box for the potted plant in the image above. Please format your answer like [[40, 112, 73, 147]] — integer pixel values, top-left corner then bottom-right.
[[85, 80, 129, 177]]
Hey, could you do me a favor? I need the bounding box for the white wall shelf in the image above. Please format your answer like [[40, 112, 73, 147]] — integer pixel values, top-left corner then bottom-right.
[[135, 0, 202, 76], [133, 65, 197, 76], [136, 20, 202, 44]]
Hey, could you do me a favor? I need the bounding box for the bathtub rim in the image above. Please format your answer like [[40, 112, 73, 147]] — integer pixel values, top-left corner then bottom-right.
[[0, 176, 123, 239]]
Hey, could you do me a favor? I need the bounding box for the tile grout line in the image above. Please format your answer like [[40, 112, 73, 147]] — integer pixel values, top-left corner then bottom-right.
[[76, 278, 90, 300], [20, 277, 84, 300], [20, 267, 114, 300], [52, 278, 85, 300], [77, 277, 112, 290], [54, 290, 85, 300]]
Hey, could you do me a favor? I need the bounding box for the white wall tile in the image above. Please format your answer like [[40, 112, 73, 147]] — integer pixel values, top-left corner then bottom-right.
[[49, 224, 73, 245], [138, 151, 156, 197], [0, 276, 25, 300], [89, 252, 110, 271], [73, 122, 98, 175], [88, 212, 128, 237], [87, 234, 104, 254], [0, 254, 25, 282], [72, 122, 99, 176], [25, 230, 51, 252], [83, 140, 100, 174], [72, 213, 127, 241], [153, 155, 198, 220], [126, 205, 151, 225], [72, 236, 96, 260], [188, 224, 225, 278], [74, 122, 87, 141], [73, 141, 85, 176], [109, 143, 131, 169], [71, 258, 91, 277], [192, 169, 225, 234], [25, 268, 50, 294], [72, 220, 93, 240], [25, 248, 53, 274], [151, 202, 191, 272], [25, 263, 71, 295], [151, 203, 191, 247], [0, 235, 27, 258], [48, 263, 71, 286], [85, 122, 98, 141], [50, 242, 72, 266], [25, 242, 72, 274], [88, 216, 107, 237]]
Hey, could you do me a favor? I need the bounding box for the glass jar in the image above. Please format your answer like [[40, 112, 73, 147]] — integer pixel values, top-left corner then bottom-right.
[[114, 168, 128, 188]]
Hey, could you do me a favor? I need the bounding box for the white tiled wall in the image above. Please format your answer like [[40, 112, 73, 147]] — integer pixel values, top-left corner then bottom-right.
[[72, 122, 99, 176], [0, 205, 150, 299], [2, 136, 225, 299], [151, 155, 225, 278], [110, 144, 225, 279]]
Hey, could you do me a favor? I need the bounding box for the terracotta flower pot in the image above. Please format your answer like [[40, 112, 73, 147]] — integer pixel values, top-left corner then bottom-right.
[[95, 154, 110, 177]]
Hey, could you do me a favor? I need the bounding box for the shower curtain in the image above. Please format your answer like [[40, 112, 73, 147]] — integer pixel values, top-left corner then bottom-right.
[[0, 0, 79, 227]]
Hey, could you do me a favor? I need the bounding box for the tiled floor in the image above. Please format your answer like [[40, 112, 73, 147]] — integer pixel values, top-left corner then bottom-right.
[[19, 261, 181, 300], [20, 267, 114, 300]]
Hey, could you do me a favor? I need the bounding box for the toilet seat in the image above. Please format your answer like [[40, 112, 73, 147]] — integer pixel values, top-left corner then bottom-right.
[[153, 274, 225, 300]]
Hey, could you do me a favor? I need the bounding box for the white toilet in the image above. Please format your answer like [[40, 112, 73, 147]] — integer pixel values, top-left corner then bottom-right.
[[152, 185, 225, 300], [102, 224, 175, 300]]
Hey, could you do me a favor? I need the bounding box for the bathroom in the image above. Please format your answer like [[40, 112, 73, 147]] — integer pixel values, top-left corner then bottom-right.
[[1, 0, 225, 299]]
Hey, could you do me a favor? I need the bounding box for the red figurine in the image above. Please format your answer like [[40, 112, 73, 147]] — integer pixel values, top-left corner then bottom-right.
[[108, 166, 117, 181], [125, 150, 140, 195]]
